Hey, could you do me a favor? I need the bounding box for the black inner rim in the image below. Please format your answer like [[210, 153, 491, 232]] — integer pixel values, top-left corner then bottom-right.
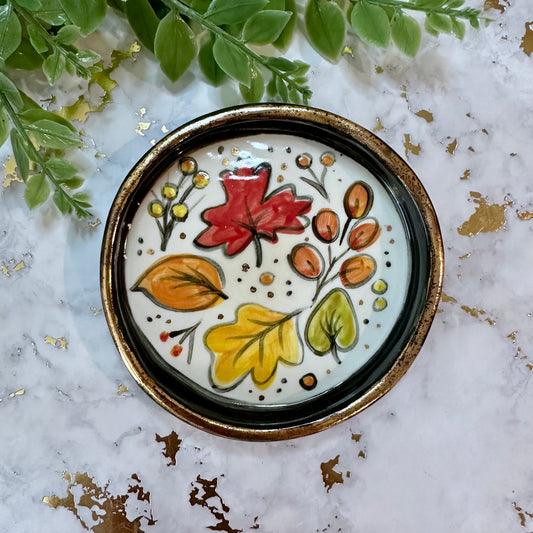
[[109, 115, 431, 430]]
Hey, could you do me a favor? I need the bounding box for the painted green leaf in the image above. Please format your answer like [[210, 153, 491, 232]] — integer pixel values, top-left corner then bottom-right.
[[0, 72, 23, 109], [26, 119, 82, 149], [212, 36, 251, 87], [350, 0, 391, 49], [154, 11, 197, 82], [58, 0, 106, 36], [204, 0, 267, 25], [305, 288, 357, 364], [305, 0, 345, 61], [391, 13, 421, 57], [42, 50, 65, 84], [10, 130, 29, 181], [24, 173, 50, 209], [274, 0, 296, 51], [198, 35, 227, 86], [239, 64, 264, 102], [0, 3, 21, 60], [126, 0, 160, 52], [243, 10, 291, 45]]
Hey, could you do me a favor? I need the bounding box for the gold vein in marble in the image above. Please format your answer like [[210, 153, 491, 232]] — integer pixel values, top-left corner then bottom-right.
[[403, 134, 421, 158], [441, 292, 457, 303], [521, 22, 533, 56], [517, 210, 533, 220], [2, 157, 22, 187], [58, 42, 140, 122], [484, 0, 509, 12], [155, 431, 182, 466], [44, 335, 68, 349], [117, 384, 128, 395], [373, 117, 384, 132], [460, 169, 471, 181], [457, 192, 507, 236], [136, 121, 152, 136], [320, 455, 344, 492], [1, 262, 9, 277], [460, 305, 495, 325], [446, 139, 457, 155], [9, 389, 25, 397]]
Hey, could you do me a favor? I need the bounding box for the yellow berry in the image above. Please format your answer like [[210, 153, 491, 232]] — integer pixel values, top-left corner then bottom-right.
[[193, 171, 209, 189], [180, 157, 197, 175], [171, 204, 188, 219], [148, 200, 163, 217], [162, 183, 178, 199]]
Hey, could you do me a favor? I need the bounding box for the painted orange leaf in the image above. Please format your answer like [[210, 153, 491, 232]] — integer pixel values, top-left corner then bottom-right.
[[131, 254, 227, 311], [205, 304, 302, 390]]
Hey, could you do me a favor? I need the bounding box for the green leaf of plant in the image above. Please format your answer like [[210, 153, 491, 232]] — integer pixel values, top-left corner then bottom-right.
[[198, 35, 227, 86], [42, 51, 65, 84], [14, 0, 43, 9], [34, 0, 69, 25], [212, 36, 251, 86], [266, 0, 285, 8], [190, 0, 211, 14], [305, 0, 345, 61], [305, 288, 357, 363], [58, 0, 106, 36], [72, 191, 91, 207], [26, 119, 82, 149], [53, 188, 73, 214], [204, 0, 267, 25], [243, 10, 291, 45], [0, 106, 9, 147], [0, 72, 23, 109], [426, 13, 453, 34], [24, 173, 50, 209], [451, 17, 465, 39], [56, 25, 81, 45], [239, 64, 264, 102], [275, 75, 288, 101], [59, 176, 84, 189], [27, 24, 48, 54], [0, 3, 22, 60], [469, 15, 479, 29], [391, 13, 421, 57], [10, 130, 30, 181], [274, 0, 296, 51], [414, 0, 446, 6], [5, 38, 43, 70], [154, 11, 197, 82], [45, 158, 78, 180], [75, 49, 101, 63], [19, 108, 76, 131], [126, 0, 160, 52], [350, 0, 391, 49], [424, 15, 439, 36], [288, 86, 300, 104], [266, 76, 277, 97]]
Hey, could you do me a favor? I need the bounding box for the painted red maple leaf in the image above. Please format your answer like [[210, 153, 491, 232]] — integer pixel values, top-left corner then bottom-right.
[[194, 162, 312, 267]]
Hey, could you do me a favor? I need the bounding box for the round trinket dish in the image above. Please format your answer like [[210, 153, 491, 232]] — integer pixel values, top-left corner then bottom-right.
[[101, 104, 443, 440]]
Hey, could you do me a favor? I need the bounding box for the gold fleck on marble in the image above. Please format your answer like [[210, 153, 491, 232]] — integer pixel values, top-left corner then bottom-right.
[[507, 330, 518, 343], [403, 134, 421, 158], [2, 157, 23, 187], [13, 261, 25, 271], [415, 109, 434, 123], [351, 432, 361, 443], [517, 210, 533, 221], [481, 128, 489, 135], [59, 42, 140, 122], [139, 107, 147, 117], [150, 139, 156, 146], [155, 431, 182, 466], [375, 65, 384, 74], [441, 292, 457, 303], [521, 22, 533, 56], [484, 0, 508, 12], [222, 158, 229, 166], [44, 336, 68, 349], [341, 45, 354, 56], [460, 169, 471, 181], [460, 305, 495, 325], [117, 384, 128, 395], [9, 388, 25, 397], [400, 84, 407, 100], [459, 253, 470, 260], [43, 471, 156, 531], [1, 262, 10, 277], [373, 117, 384, 132], [189, 476, 238, 533], [468, 146, 475, 152], [512, 501, 533, 527], [136, 121, 152, 136], [446, 139, 457, 155], [320, 455, 344, 492], [161, 125, 169, 133], [457, 192, 507, 236], [91, 306, 103, 316], [88, 218, 101, 228]]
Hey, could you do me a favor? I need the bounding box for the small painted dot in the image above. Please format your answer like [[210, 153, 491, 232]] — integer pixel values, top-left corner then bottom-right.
[[389, 239, 395, 244], [138, 237, 143, 243], [260, 272, 274, 285], [286, 280, 292, 285], [259, 395, 265, 401], [160, 331, 169, 342], [249, 390, 253, 394], [287, 291, 292, 296], [147, 317, 153, 322], [359, 299, 364, 305], [222, 158, 229, 165], [250, 286, 257, 293], [218, 146, 224, 154], [147, 249, 154, 255], [305, 237, 309, 242], [242, 263, 250, 272], [268, 146, 274, 152], [384, 251, 390, 255], [274, 258, 279, 263], [237, 278, 242, 282], [299, 373, 317, 391], [386, 225, 392, 231], [365, 344, 369, 349], [377, 324, 381, 328], [326, 369, 331, 374], [281, 163, 287, 170], [170, 345, 183, 357], [277, 175, 284, 182], [281, 378, 287, 384], [363, 319, 369, 325], [217, 314, 224, 319], [267, 292, 274, 298], [286, 147, 291, 153], [166, 319, 171, 324], [180, 232, 186, 239], [156, 314, 161, 319], [137, 250, 142, 255], [276, 388, 282, 393], [386, 261, 391, 267]]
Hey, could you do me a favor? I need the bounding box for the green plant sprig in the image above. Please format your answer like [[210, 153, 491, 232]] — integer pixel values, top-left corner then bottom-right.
[[0, 73, 92, 217]]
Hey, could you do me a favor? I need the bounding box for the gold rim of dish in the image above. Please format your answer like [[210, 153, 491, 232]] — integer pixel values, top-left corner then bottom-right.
[[100, 104, 444, 441]]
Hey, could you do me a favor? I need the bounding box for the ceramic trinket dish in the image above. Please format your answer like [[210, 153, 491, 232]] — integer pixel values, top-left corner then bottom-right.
[[101, 104, 443, 440]]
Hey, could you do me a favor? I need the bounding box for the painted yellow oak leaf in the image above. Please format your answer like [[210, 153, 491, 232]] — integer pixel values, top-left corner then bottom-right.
[[206, 304, 302, 390]]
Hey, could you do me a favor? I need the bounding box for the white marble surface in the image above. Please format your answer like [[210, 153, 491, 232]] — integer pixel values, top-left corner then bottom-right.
[[2, 3, 533, 532]]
